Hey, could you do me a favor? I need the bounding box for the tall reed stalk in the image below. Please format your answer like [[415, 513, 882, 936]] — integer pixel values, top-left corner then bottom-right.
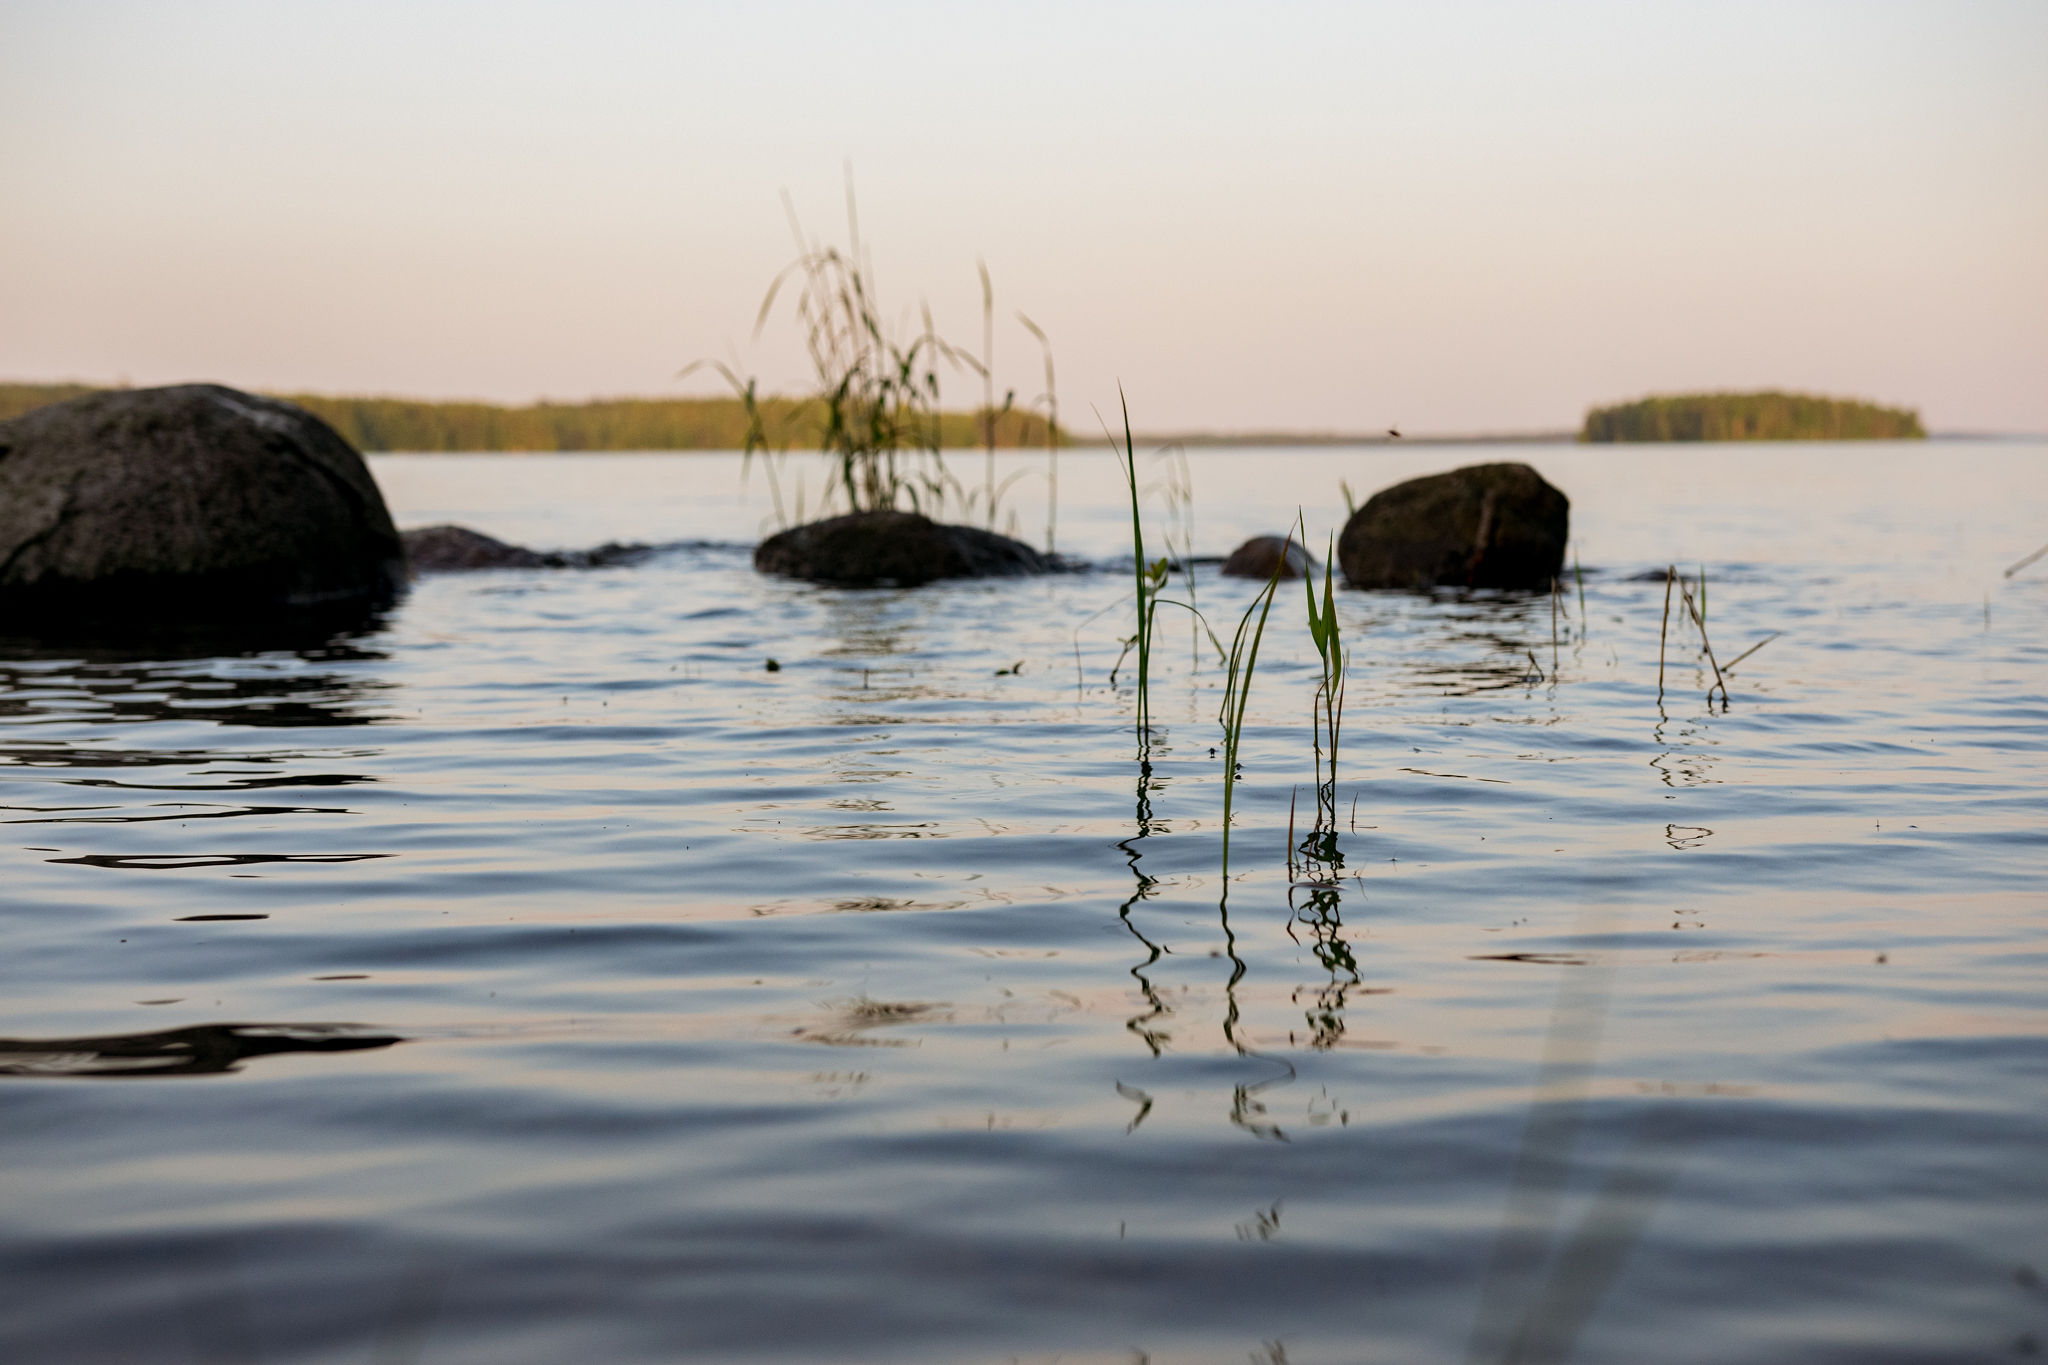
[[975, 263, 1017, 529], [676, 361, 791, 529], [769, 188, 961, 515], [1676, 576, 1728, 705], [1018, 313, 1058, 555], [693, 180, 1004, 522], [1218, 539, 1290, 883], [1111, 392, 1172, 748], [1656, 566, 1674, 701], [1300, 524, 1347, 841]]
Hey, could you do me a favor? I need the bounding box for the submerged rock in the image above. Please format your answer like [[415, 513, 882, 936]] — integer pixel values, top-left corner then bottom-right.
[[401, 524, 658, 574], [403, 524, 549, 571], [1220, 535, 1316, 580], [1337, 462, 1568, 591], [754, 509, 1052, 586], [0, 384, 405, 628]]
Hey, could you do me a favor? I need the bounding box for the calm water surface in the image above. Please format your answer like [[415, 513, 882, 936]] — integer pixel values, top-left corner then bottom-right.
[[2, 443, 2043, 1363]]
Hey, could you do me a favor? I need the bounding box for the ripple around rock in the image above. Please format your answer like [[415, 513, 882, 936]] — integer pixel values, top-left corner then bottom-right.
[[754, 509, 1054, 586], [0, 384, 406, 633]]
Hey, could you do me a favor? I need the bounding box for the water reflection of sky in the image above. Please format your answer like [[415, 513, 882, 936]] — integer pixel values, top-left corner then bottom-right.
[[0, 444, 2042, 1362]]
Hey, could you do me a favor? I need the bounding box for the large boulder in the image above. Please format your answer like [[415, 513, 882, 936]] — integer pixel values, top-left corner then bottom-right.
[[1337, 462, 1567, 591], [0, 384, 405, 626], [1221, 535, 1315, 580], [755, 509, 1051, 586]]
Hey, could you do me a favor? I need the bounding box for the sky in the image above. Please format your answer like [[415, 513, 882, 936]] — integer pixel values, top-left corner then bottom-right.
[[2, 0, 2044, 434]]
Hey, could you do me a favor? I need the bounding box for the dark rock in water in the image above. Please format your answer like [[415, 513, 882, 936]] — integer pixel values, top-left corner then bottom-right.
[[403, 524, 550, 571], [755, 509, 1051, 586], [1337, 462, 1567, 591], [1221, 535, 1316, 580], [553, 541, 653, 570], [0, 384, 404, 629], [402, 524, 656, 574], [1625, 567, 1675, 582]]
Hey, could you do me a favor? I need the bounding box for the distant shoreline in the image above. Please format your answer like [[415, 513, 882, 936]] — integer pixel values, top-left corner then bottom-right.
[[4, 382, 2036, 450], [1128, 430, 1575, 448], [1581, 390, 1924, 441]]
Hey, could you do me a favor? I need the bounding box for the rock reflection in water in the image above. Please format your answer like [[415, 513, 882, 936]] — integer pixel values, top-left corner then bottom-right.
[[45, 852, 391, 871], [0, 653, 391, 729], [0, 1023, 400, 1078], [1383, 592, 1558, 697]]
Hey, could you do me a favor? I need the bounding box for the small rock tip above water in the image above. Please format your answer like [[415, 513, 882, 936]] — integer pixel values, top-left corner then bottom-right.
[[1221, 535, 1317, 580], [400, 523, 656, 575], [754, 509, 1055, 587]]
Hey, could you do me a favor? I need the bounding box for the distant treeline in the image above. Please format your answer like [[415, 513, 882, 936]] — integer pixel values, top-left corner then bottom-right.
[[0, 383, 102, 422], [0, 383, 1065, 452], [1581, 391, 1924, 442]]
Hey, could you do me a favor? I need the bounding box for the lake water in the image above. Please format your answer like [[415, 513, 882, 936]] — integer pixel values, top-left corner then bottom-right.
[[2, 443, 2043, 1363]]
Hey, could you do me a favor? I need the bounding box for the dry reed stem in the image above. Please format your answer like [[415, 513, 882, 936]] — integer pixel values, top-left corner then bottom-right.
[[1723, 631, 1781, 673], [1287, 786, 1298, 878], [1676, 578, 1728, 704], [1657, 565, 1675, 700], [1017, 312, 1057, 554], [1550, 575, 1560, 671], [2005, 539, 2048, 579]]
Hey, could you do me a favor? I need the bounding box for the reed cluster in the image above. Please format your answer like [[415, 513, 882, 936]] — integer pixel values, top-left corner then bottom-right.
[[691, 187, 1064, 542], [1216, 543, 1286, 881], [1299, 527, 1348, 871], [1655, 564, 1778, 706]]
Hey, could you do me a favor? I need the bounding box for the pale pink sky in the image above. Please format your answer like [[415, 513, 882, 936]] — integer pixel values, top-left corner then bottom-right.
[[2, 1, 2043, 433]]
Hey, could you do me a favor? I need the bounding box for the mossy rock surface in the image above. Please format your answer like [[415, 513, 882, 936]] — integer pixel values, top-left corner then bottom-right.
[[0, 384, 405, 626], [1337, 462, 1567, 591], [755, 510, 1052, 586]]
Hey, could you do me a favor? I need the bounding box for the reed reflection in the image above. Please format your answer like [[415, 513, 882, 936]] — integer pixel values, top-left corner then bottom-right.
[[1383, 593, 1556, 698], [1116, 747, 1172, 1057], [1649, 703, 1719, 788], [1220, 844, 1295, 1143], [1286, 881, 1362, 1052], [814, 590, 923, 660]]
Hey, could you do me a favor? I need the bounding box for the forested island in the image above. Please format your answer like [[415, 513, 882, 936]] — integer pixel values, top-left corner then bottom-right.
[[1581, 390, 1924, 442], [0, 383, 1061, 452]]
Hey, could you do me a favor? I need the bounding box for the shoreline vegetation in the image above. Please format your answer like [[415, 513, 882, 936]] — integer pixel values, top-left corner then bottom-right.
[[0, 383, 1059, 455], [1581, 390, 1925, 442], [8, 383, 2000, 452], [0, 384, 1572, 449]]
